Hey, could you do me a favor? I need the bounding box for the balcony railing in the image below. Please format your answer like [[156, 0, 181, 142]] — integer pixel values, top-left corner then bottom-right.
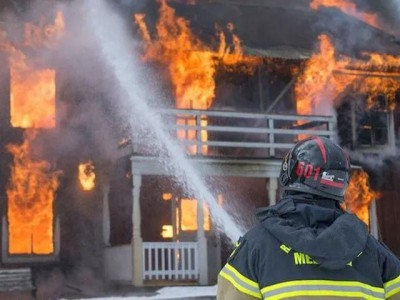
[[134, 109, 336, 158]]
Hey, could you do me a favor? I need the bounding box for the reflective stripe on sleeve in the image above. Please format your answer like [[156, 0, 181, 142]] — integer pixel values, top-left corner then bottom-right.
[[260, 280, 384, 300], [219, 263, 262, 299], [385, 274, 400, 298]]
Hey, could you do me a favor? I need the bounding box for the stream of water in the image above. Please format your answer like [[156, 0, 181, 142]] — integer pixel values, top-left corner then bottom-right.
[[83, 0, 244, 242]]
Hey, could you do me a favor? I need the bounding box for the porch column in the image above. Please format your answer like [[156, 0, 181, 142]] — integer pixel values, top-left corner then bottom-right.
[[369, 200, 379, 239], [132, 174, 143, 286], [267, 177, 278, 206], [197, 198, 208, 285]]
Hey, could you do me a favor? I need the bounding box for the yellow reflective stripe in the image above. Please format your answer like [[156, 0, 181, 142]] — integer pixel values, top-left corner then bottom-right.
[[265, 290, 382, 300], [387, 286, 400, 299], [219, 263, 261, 299], [385, 274, 400, 298], [261, 279, 383, 294], [261, 280, 384, 300], [225, 264, 259, 288]]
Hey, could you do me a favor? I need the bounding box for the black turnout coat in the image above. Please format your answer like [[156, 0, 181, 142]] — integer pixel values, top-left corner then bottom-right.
[[217, 194, 400, 300]]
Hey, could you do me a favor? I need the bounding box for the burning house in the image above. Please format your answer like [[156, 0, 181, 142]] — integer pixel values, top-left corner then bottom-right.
[[104, 0, 400, 288], [0, 0, 399, 297]]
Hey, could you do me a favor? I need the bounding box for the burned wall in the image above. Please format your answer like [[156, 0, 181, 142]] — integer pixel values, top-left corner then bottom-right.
[[108, 156, 132, 246]]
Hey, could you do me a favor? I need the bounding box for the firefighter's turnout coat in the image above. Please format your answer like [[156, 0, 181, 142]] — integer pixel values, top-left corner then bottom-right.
[[217, 194, 400, 299]]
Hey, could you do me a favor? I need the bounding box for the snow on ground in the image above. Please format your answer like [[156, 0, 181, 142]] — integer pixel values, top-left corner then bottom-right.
[[74, 285, 217, 300]]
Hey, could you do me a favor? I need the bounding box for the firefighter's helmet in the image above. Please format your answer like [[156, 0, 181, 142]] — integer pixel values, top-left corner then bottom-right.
[[279, 136, 350, 202]]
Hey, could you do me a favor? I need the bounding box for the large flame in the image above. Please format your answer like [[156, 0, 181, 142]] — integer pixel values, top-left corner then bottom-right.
[[78, 161, 96, 192], [295, 35, 350, 116], [10, 61, 56, 128], [295, 34, 400, 116], [2, 12, 64, 255], [2, 11, 65, 128], [135, 1, 260, 154], [310, 0, 381, 29], [345, 170, 380, 225], [6, 130, 60, 254]]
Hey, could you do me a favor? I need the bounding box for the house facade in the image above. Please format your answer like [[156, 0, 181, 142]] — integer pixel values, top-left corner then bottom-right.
[[0, 0, 399, 294]]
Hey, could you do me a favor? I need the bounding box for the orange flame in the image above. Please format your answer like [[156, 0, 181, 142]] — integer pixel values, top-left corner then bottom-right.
[[135, 1, 260, 154], [1, 11, 65, 128], [78, 161, 96, 192], [295, 35, 350, 116], [180, 198, 210, 231], [345, 170, 380, 225], [2, 12, 64, 255], [6, 130, 60, 254], [10, 62, 56, 128], [295, 34, 400, 116], [310, 0, 381, 29]]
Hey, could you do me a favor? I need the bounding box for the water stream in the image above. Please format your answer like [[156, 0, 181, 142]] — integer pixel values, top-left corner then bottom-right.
[[83, 0, 244, 242]]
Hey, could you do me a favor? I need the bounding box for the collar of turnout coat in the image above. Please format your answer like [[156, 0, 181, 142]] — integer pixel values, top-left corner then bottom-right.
[[256, 195, 368, 270]]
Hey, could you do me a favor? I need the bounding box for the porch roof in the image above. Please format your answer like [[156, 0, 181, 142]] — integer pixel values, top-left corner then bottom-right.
[[130, 156, 282, 178]]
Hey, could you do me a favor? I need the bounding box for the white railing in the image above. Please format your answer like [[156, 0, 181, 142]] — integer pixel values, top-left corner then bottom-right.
[[143, 242, 198, 281], [134, 109, 336, 158]]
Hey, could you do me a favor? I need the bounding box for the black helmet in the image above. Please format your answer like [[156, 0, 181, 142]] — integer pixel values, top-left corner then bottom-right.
[[279, 136, 350, 202]]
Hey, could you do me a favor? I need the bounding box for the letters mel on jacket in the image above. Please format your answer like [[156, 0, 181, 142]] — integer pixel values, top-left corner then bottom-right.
[[217, 195, 400, 300]]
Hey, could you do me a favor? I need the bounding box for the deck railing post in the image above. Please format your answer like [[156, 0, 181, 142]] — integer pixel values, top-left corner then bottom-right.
[[196, 112, 202, 155], [268, 118, 275, 156]]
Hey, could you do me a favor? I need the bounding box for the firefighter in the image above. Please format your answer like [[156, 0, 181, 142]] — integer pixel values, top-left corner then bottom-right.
[[217, 136, 400, 299]]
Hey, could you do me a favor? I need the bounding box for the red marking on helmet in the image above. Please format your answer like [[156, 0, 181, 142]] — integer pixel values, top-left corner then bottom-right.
[[314, 137, 327, 163], [320, 178, 344, 188]]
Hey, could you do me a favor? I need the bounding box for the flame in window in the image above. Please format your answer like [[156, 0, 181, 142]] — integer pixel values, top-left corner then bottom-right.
[[180, 198, 210, 231], [79, 161, 96, 192], [10, 66, 56, 128], [6, 130, 60, 254], [3, 11, 65, 128], [161, 225, 173, 238]]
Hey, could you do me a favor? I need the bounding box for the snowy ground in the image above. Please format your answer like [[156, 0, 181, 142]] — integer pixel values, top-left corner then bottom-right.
[[69, 285, 217, 300]]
